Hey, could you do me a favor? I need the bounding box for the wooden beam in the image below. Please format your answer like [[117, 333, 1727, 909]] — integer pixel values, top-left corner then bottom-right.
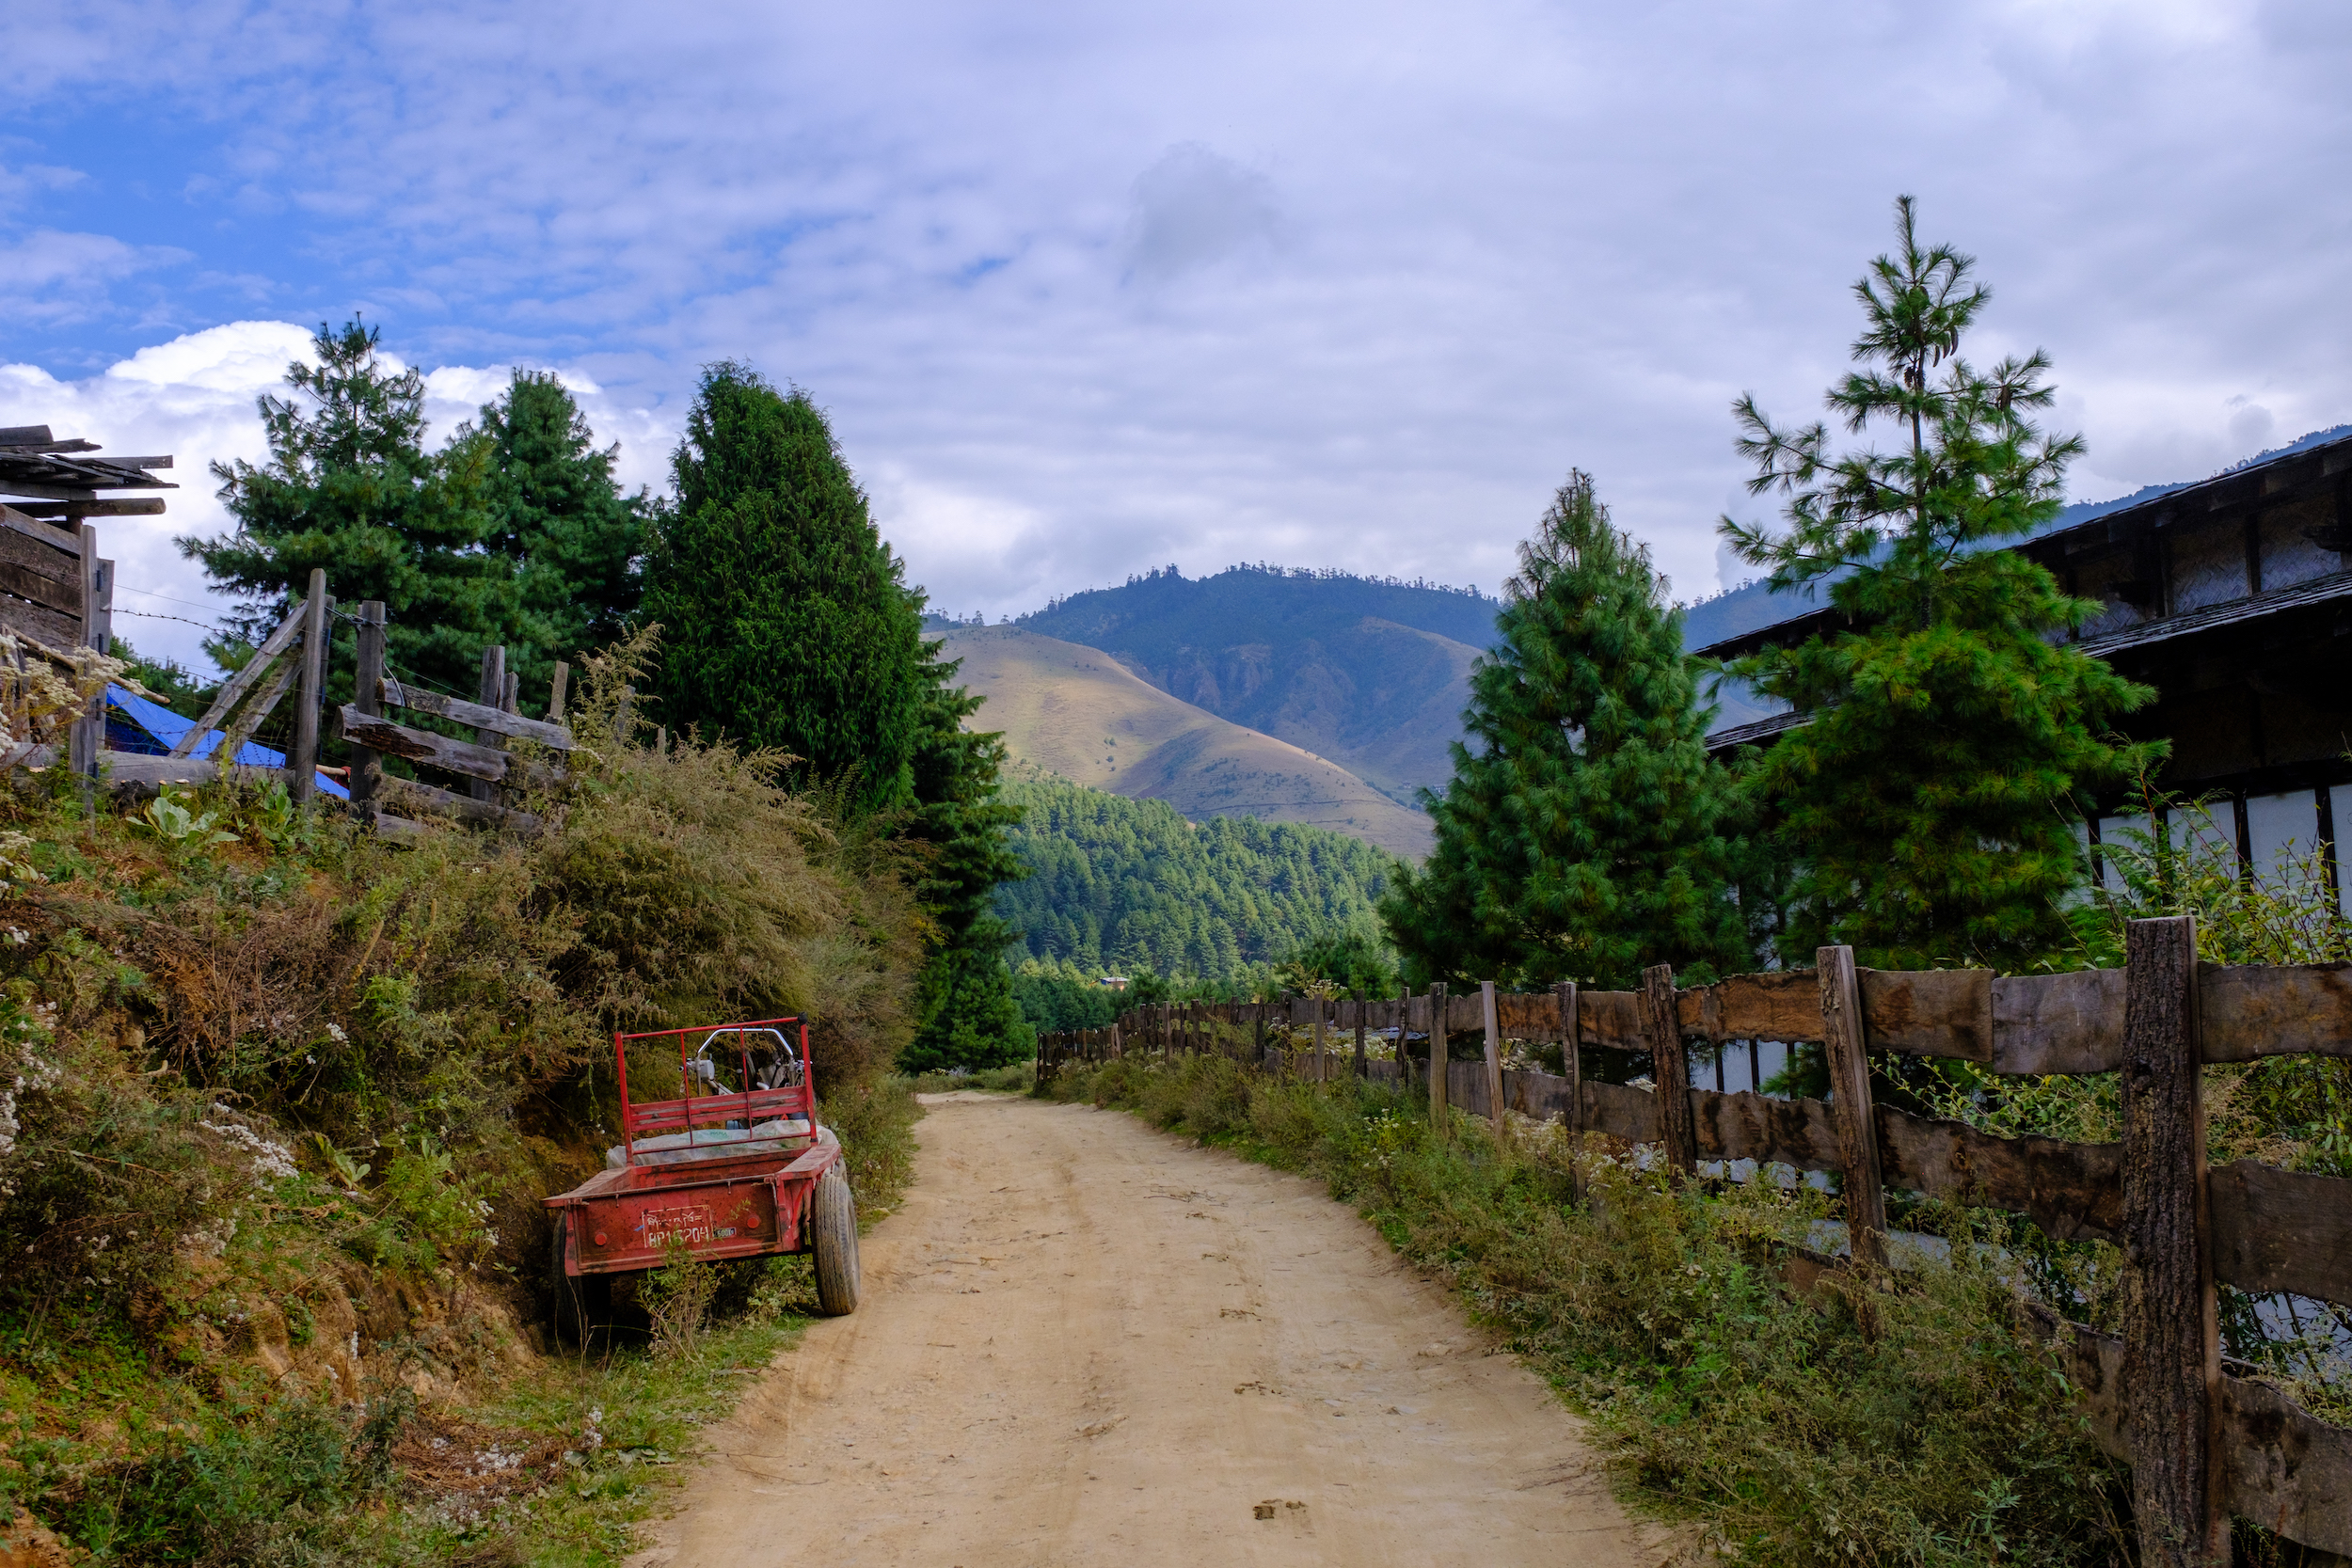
[[1643, 963, 1698, 1174], [2120, 915, 2226, 1568], [347, 602, 386, 804], [0, 505, 87, 556], [376, 679, 577, 752], [1427, 982, 1448, 1129], [169, 599, 309, 758], [334, 706, 564, 789], [288, 570, 328, 804], [470, 645, 505, 802], [376, 773, 540, 834], [1481, 980, 1505, 1134], [1820, 945, 1888, 1268], [215, 656, 298, 768]]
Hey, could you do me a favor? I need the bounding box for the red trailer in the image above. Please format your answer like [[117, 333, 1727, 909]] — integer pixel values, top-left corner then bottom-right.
[[546, 1016, 860, 1338]]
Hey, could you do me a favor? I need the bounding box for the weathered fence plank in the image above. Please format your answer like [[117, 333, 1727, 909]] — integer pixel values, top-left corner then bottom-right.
[[1994, 970, 2129, 1074], [1428, 981, 1449, 1126], [1644, 964, 1697, 1174], [2201, 962, 2352, 1063], [377, 773, 541, 834], [336, 707, 565, 790], [168, 599, 307, 758], [2121, 915, 2226, 1568], [1820, 946, 1888, 1269], [2207, 1161, 2352, 1305], [380, 676, 578, 751]]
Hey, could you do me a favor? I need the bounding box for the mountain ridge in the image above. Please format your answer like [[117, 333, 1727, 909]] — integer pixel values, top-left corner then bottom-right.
[[938, 624, 1432, 857]]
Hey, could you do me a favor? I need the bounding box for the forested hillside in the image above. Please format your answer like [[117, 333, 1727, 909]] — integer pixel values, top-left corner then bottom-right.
[[1014, 565, 1497, 806], [936, 625, 1432, 856], [995, 778, 1395, 980]]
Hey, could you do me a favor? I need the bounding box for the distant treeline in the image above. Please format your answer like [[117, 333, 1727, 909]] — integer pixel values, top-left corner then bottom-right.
[[993, 779, 1394, 982], [1019, 562, 1502, 651]]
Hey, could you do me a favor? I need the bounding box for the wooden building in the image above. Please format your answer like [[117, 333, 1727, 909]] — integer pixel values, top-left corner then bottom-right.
[[0, 423, 172, 657], [1690, 428, 2352, 892]]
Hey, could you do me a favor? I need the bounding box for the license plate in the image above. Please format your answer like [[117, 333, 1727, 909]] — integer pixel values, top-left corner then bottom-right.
[[644, 1205, 718, 1247]]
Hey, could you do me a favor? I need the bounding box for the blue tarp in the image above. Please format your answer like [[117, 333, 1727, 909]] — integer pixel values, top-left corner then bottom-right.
[[103, 685, 350, 800]]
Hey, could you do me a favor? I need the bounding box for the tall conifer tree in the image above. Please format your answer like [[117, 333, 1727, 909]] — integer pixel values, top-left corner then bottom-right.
[[644, 365, 927, 812], [469, 370, 645, 689], [1721, 198, 2160, 969], [1384, 474, 1750, 990], [189, 320, 539, 699], [646, 364, 1029, 1069]]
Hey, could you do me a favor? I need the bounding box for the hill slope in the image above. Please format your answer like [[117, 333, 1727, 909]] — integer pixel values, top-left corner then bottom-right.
[[1014, 565, 1496, 807], [941, 624, 1433, 857], [997, 777, 1395, 978]]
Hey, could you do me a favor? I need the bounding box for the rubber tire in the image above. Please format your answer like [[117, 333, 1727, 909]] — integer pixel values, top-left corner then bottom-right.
[[550, 1211, 612, 1346], [810, 1164, 861, 1317]]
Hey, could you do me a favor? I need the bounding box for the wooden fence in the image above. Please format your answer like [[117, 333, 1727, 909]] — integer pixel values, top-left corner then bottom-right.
[[1040, 927, 2352, 1568], [96, 577, 575, 837]]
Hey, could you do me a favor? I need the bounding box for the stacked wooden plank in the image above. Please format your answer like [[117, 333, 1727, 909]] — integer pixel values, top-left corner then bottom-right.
[[1103, 935, 2352, 1564], [337, 598, 574, 837]]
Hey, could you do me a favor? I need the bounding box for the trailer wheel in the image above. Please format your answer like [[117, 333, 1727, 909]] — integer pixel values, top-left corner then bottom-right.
[[550, 1211, 611, 1346], [811, 1164, 861, 1317]]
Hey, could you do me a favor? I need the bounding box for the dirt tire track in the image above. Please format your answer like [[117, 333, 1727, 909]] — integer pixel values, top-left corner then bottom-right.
[[623, 1093, 1663, 1567]]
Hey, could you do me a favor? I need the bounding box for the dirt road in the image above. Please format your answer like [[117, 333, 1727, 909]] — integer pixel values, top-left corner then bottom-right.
[[624, 1094, 1661, 1568]]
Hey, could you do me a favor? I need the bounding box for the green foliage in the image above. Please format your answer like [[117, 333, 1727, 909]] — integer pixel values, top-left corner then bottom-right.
[[187, 319, 538, 704], [1722, 199, 2156, 970], [995, 778, 1394, 981], [186, 323, 645, 716], [641, 367, 1028, 1071], [901, 643, 1032, 1073], [1049, 1054, 2124, 1568], [1386, 473, 1750, 990], [643, 364, 929, 813], [642, 1236, 721, 1357], [134, 785, 237, 847], [1270, 926, 1398, 998], [470, 369, 648, 673], [1009, 959, 1122, 1033]]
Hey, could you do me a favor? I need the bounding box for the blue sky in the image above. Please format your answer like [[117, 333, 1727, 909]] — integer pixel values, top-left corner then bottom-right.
[[5, 1, 2349, 672]]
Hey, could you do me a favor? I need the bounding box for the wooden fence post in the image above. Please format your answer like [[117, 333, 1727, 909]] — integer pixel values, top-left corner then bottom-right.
[[2122, 914, 2227, 1568], [1818, 944, 1887, 1268], [1428, 982, 1449, 1129], [1353, 989, 1367, 1080], [470, 645, 505, 803], [1642, 964, 1697, 1175], [288, 569, 330, 803], [348, 601, 386, 806], [1482, 979, 1505, 1133], [548, 659, 569, 723], [1556, 981, 1583, 1135], [1557, 980, 1583, 1201], [1312, 999, 1327, 1082], [1383, 987, 1402, 1085]]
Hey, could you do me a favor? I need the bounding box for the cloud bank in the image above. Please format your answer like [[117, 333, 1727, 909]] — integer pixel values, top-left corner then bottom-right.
[[0, 1, 2346, 668]]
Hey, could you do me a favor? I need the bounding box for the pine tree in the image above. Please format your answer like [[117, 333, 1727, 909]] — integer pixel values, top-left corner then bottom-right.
[[1720, 197, 2161, 970], [1383, 473, 1750, 990], [899, 651, 1036, 1072], [645, 364, 1033, 1070], [642, 364, 928, 813], [189, 320, 539, 700], [469, 370, 646, 693]]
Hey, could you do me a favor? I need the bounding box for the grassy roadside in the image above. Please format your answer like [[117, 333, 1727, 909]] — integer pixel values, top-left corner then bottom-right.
[[1040, 1053, 2128, 1568]]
